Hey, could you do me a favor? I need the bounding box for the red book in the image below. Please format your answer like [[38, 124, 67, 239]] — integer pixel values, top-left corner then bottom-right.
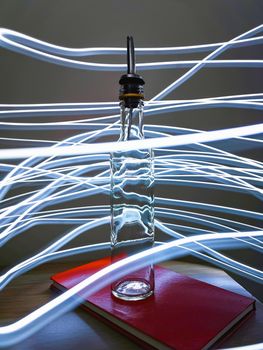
[[51, 258, 255, 350]]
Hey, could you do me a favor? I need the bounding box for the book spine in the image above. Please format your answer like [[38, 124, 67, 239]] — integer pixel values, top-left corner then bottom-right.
[[212, 305, 255, 349], [50, 284, 157, 350], [80, 304, 157, 350]]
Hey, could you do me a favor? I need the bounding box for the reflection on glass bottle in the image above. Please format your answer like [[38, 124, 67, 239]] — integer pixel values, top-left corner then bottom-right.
[[110, 37, 154, 301]]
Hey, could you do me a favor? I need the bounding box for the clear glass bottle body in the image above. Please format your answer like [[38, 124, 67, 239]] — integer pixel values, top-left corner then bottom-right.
[[110, 100, 154, 301]]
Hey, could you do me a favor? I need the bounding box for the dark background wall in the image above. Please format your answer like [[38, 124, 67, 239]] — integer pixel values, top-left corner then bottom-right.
[[0, 1, 262, 298]]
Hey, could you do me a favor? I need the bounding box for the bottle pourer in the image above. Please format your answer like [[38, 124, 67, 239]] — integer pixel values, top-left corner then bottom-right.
[[119, 36, 145, 108]]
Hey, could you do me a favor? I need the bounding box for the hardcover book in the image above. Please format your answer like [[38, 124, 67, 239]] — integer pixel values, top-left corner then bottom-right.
[[51, 257, 255, 350]]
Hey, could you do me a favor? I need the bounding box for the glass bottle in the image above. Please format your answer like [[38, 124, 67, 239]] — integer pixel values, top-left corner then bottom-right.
[[110, 36, 154, 301]]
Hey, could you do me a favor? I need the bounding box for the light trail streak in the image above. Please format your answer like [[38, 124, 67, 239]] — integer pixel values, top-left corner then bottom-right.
[[223, 343, 263, 350], [0, 100, 262, 126], [0, 230, 262, 347], [0, 123, 262, 159], [0, 26, 262, 70], [0, 24, 262, 348]]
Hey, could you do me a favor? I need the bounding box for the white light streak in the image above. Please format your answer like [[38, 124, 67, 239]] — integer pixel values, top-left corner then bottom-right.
[[0, 24, 262, 349]]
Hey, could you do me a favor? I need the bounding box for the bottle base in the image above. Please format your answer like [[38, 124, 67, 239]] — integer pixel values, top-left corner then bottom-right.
[[112, 279, 153, 301]]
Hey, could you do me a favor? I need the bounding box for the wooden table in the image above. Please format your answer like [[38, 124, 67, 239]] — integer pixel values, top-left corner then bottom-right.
[[0, 260, 262, 349]]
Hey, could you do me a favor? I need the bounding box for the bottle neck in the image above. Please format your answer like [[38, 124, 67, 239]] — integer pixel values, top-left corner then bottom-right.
[[119, 100, 144, 141]]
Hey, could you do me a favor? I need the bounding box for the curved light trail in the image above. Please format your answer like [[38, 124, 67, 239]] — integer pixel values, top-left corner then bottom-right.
[[0, 24, 262, 349]]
